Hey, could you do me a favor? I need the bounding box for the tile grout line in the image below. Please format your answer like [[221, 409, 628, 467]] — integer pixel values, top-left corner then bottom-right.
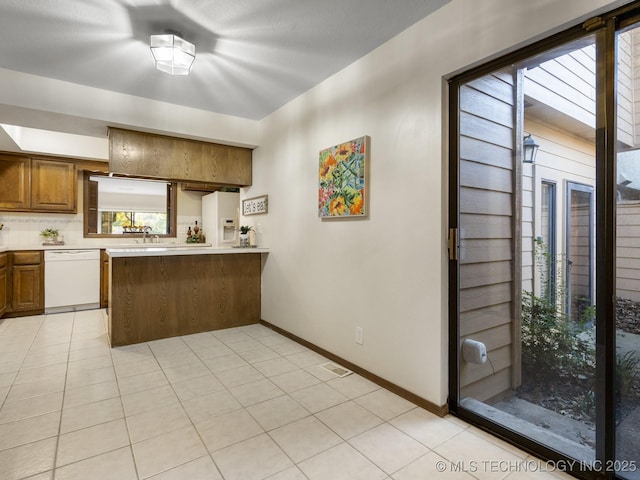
[[52, 310, 74, 478], [52, 310, 131, 477], [211, 326, 390, 479], [0, 315, 47, 414], [0, 312, 72, 480], [140, 334, 224, 479], [2, 315, 543, 480], [108, 311, 141, 480]]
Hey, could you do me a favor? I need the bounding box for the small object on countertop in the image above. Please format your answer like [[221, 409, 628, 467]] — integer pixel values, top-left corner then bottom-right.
[[41, 227, 63, 245], [238, 225, 253, 247], [185, 222, 205, 243]]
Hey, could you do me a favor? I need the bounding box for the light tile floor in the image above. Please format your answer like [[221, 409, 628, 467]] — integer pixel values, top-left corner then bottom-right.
[[0, 310, 575, 480]]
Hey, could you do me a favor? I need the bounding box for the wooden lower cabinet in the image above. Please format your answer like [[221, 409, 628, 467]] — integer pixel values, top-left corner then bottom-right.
[[6, 251, 44, 316], [0, 253, 7, 318], [109, 253, 262, 346]]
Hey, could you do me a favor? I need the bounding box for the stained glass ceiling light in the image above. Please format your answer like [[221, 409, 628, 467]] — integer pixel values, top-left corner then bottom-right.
[[150, 33, 195, 75]]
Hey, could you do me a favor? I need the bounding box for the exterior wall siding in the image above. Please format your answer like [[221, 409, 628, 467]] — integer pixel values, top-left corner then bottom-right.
[[459, 69, 516, 403], [617, 203, 640, 301]]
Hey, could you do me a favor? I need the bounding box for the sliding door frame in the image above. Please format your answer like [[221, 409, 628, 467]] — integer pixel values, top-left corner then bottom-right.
[[448, 3, 640, 478]]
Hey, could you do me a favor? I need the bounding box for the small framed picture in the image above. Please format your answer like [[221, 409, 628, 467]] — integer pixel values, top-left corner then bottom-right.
[[243, 195, 268, 216]]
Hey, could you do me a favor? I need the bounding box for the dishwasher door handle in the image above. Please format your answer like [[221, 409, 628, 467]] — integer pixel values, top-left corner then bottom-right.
[[50, 250, 92, 254], [45, 249, 101, 261]]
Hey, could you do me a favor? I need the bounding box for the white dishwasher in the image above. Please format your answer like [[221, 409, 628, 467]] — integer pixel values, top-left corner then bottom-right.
[[44, 249, 101, 314]]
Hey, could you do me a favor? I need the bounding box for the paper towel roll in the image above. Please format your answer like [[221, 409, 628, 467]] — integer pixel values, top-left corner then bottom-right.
[[462, 339, 487, 365]]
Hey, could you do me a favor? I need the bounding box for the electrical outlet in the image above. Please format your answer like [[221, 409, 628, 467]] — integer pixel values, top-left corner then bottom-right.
[[355, 326, 363, 345]]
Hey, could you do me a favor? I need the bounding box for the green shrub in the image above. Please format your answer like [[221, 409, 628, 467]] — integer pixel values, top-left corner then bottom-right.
[[616, 350, 640, 397], [521, 290, 593, 379], [521, 239, 594, 380]]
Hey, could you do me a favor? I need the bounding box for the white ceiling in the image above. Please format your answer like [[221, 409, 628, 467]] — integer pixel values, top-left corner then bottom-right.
[[0, 0, 449, 122]]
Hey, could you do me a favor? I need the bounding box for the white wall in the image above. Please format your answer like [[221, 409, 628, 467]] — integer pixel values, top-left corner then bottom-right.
[[245, 0, 626, 407]]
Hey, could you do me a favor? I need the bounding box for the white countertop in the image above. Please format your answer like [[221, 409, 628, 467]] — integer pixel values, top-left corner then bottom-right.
[[106, 246, 269, 257], [0, 242, 269, 256], [2, 242, 213, 251]]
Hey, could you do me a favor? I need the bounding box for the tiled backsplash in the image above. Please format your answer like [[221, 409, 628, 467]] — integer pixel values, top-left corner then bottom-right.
[[0, 212, 201, 249]]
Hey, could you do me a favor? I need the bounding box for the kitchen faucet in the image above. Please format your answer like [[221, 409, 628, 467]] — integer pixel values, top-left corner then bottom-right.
[[142, 226, 152, 243]]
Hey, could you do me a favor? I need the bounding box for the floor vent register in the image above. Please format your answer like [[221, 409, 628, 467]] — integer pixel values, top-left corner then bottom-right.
[[319, 362, 353, 378]]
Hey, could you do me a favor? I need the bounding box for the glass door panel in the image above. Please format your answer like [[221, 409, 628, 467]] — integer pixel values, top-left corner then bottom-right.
[[453, 7, 640, 478], [456, 35, 598, 465], [615, 23, 640, 480]]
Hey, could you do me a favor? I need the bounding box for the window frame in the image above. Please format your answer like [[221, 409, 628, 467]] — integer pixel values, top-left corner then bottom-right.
[[540, 180, 558, 304], [82, 172, 177, 239]]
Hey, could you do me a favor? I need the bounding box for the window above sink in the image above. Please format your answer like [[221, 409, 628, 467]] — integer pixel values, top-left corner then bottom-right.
[[83, 173, 177, 239]]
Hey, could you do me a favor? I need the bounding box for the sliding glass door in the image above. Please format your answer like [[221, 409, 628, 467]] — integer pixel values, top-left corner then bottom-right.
[[615, 19, 640, 480], [450, 5, 640, 479]]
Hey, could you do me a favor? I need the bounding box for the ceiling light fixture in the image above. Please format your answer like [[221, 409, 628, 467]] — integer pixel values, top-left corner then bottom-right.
[[150, 32, 195, 76]]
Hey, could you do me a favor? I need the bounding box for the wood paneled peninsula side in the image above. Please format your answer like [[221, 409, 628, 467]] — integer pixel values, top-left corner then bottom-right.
[[106, 247, 267, 346]]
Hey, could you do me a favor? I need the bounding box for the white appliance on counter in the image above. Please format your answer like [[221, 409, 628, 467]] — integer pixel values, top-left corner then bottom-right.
[[201, 191, 239, 247], [44, 249, 101, 314]]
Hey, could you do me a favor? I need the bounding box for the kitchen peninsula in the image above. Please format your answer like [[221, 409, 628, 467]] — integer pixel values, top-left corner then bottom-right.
[[106, 246, 268, 346]]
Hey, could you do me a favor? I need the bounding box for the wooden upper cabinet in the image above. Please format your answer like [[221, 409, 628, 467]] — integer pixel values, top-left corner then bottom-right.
[[31, 158, 76, 212], [109, 128, 252, 187], [226, 147, 252, 186], [0, 154, 30, 210], [0, 153, 77, 213]]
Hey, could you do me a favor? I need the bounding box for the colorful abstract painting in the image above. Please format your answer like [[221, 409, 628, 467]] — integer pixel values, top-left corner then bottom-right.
[[318, 135, 368, 218]]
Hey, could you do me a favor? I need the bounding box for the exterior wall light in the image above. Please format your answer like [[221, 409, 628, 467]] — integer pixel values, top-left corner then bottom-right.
[[523, 133, 539, 164]]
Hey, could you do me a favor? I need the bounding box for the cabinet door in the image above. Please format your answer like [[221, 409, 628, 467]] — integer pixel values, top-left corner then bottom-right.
[[31, 158, 77, 212], [0, 254, 7, 317], [12, 264, 43, 312], [224, 147, 252, 186], [202, 143, 251, 185], [0, 154, 30, 210]]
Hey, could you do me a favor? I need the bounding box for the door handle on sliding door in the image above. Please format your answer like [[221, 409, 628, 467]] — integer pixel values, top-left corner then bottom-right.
[[448, 227, 458, 261]]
